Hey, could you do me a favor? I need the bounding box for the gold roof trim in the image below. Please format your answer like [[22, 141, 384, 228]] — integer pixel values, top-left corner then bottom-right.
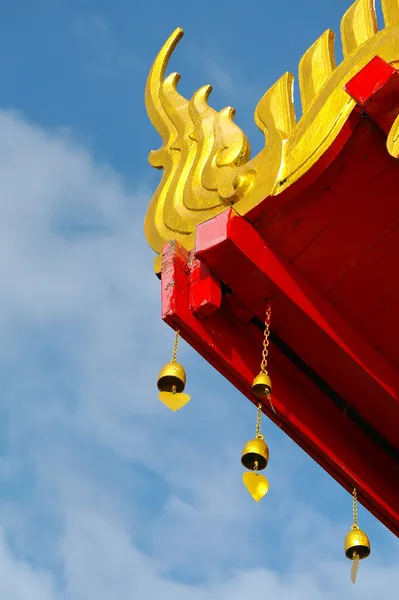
[[144, 0, 399, 267]]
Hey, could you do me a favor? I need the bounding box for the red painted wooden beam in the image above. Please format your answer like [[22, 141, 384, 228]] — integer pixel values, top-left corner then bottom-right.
[[196, 208, 399, 450], [345, 55, 399, 134], [161, 240, 399, 536]]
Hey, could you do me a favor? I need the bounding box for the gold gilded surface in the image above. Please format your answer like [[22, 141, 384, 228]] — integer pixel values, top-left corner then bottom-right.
[[145, 27, 249, 256], [341, 0, 378, 58], [242, 471, 269, 501], [157, 360, 186, 393], [299, 30, 336, 113], [241, 436, 269, 471], [344, 526, 371, 559], [145, 1, 399, 264], [251, 372, 272, 397], [382, 0, 399, 27], [158, 390, 191, 412], [387, 112, 399, 155]]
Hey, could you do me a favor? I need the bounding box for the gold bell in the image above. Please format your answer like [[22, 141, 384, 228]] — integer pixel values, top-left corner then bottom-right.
[[157, 329, 191, 412], [344, 525, 371, 560], [241, 434, 269, 471], [344, 488, 370, 584], [157, 360, 186, 393], [251, 371, 272, 397]]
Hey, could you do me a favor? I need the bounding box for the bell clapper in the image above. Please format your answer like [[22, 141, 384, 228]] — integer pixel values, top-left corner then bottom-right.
[[351, 552, 359, 585], [344, 488, 371, 584], [157, 328, 191, 412]]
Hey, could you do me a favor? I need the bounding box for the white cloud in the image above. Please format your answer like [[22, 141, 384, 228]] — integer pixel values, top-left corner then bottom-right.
[[0, 109, 396, 599]]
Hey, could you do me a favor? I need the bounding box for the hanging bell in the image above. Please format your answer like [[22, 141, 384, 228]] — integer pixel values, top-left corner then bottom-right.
[[241, 303, 272, 502], [157, 329, 190, 412], [344, 488, 371, 584], [252, 371, 272, 397], [241, 434, 269, 471], [344, 525, 371, 560], [157, 360, 186, 393]]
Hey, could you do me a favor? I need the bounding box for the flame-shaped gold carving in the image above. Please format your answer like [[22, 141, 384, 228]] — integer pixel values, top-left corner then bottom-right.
[[341, 0, 378, 58], [145, 1, 399, 268], [387, 112, 399, 155], [145, 27, 250, 256], [299, 30, 336, 113], [382, 0, 399, 27]]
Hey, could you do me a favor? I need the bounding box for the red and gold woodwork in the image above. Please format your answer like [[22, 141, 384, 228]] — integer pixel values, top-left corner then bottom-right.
[[146, 0, 399, 583]]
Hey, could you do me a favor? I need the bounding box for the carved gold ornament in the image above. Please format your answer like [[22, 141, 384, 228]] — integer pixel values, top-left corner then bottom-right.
[[145, 0, 399, 268]]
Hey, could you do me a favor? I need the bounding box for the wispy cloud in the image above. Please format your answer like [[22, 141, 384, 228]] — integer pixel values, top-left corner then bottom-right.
[[0, 108, 396, 599]]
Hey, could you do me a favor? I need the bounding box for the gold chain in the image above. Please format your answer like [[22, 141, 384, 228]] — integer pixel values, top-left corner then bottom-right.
[[256, 402, 262, 437], [172, 329, 180, 362], [260, 302, 276, 413], [353, 488, 358, 528], [260, 302, 272, 373]]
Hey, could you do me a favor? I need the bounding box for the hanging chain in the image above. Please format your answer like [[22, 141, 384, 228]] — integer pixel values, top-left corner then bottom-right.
[[353, 488, 358, 528], [260, 302, 276, 414], [255, 402, 262, 438], [260, 302, 272, 373], [172, 329, 180, 362]]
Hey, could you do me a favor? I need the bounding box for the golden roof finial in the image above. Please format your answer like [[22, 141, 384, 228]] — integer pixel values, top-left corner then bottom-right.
[[145, 1, 399, 269]]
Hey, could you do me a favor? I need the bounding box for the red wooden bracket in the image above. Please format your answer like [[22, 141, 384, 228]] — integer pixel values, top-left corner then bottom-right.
[[345, 55, 399, 134], [189, 256, 222, 317], [161, 238, 399, 536]]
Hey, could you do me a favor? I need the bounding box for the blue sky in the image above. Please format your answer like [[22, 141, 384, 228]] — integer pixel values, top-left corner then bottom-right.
[[0, 0, 397, 598]]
